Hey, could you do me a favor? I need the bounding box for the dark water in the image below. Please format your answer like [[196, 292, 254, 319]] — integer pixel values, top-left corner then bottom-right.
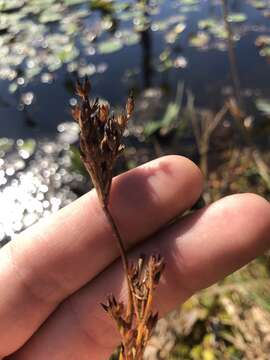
[[0, 0, 270, 139]]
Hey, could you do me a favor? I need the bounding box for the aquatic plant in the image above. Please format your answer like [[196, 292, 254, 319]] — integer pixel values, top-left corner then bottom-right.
[[72, 77, 165, 360]]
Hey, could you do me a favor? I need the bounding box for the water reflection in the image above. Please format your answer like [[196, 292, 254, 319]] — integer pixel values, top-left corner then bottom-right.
[[139, 2, 153, 88], [0, 123, 87, 246]]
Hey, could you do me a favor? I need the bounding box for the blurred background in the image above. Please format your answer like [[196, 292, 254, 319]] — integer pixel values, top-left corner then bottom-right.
[[0, 0, 270, 358]]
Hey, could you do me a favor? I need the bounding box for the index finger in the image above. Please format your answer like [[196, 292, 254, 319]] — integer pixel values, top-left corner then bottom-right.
[[0, 155, 202, 357]]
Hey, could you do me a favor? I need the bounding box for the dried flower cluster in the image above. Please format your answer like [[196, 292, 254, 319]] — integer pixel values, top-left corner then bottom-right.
[[72, 78, 165, 360], [103, 255, 165, 360], [72, 77, 134, 207]]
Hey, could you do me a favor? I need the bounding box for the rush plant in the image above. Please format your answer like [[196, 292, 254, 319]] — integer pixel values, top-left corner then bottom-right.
[[72, 78, 165, 360]]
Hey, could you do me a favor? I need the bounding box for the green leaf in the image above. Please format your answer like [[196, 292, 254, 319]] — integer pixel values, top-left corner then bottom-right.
[[255, 98, 270, 116], [144, 84, 183, 137], [227, 13, 248, 23], [0, 0, 24, 12], [0, 137, 14, 153], [39, 8, 63, 24], [69, 145, 87, 175], [56, 44, 79, 63], [259, 46, 270, 57], [178, 0, 199, 5], [17, 139, 36, 159], [144, 121, 163, 137], [97, 38, 123, 54], [198, 18, 218, 30], [249, 0, 267, 10], [64, 0, 87, 5], [90, 0, 114, 12], [165, 23, 186, 44], [189, 32, 210, 48]]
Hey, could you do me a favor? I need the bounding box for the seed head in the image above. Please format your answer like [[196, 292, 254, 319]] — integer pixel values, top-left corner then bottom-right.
[[72, 78, 134, 206]]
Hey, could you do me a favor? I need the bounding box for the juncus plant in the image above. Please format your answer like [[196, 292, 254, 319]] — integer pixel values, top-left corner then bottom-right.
[[72, 78, 165, 360]]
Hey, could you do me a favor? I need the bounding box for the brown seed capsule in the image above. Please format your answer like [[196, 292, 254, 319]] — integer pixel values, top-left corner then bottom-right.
[[126, 92, 134, 119], [99, 103, 110, 123], [72, 78, 134, 206]]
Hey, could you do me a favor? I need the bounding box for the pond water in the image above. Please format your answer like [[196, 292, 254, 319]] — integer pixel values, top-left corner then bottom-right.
[[0, 0, 270, 139], [1, 0, 270, 244]]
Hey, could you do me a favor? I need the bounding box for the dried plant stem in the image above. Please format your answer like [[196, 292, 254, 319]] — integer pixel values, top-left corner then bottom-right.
[[102, 204, 129, 277], [136, 270, 154, 347], [72, 78, 164, 360], [102, 203, 134, 319]]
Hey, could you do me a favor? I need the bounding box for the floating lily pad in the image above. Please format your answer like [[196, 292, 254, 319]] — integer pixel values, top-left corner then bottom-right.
[[97, 38, 123, 54], [227, 13, 248, 23], [0, 34, 13, 46], [17, 139, 36, 159], [254, 35, 270, 57], [151, 20, 171, 32], [117, 10, 134, 22], [133, 15, 151, 32], [60, 21, 79, 36], [255, 35, 270, 48], [180, 4, 200, 13], [114, 2, 129, 13], [152, 15, 186, 32], [199, 18, 228, 40], [45, 33, 69, 47], [189, 32, 210, 48], [0, 12, 26, 33], [31, 0, 55, 5], [198, 18, 218, 30], [212, 26, 228, 40], [259, 46, 270, 57], [78, 64, 96, 77], [0, 67, 16, 81], [10, 19, 45, 36], [255, 98, 270, 116], [165, 23, 186, 44], [90, 0, 114, 12], [178, 0, 199, 5], [64, 0, 87, 5], [0, 0, 25, 13], [124, 33, 140, 46], [249, 0, 267, 10], [25, 65, 42, 80], [21, 3, 44, 16], [39, 6, 64, 24], [159, 48, 171, 63], [57, 44, 79, 63], [0, 138, 14, 153], [8, 82, 17, 93], [118, 30, 140, 46]]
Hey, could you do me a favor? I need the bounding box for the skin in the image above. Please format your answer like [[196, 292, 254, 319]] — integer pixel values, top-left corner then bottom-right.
[[0, 155, 269, 360]]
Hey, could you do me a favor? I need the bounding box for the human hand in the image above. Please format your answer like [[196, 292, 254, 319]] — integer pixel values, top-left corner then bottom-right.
[[1, 156, 270, 360]]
